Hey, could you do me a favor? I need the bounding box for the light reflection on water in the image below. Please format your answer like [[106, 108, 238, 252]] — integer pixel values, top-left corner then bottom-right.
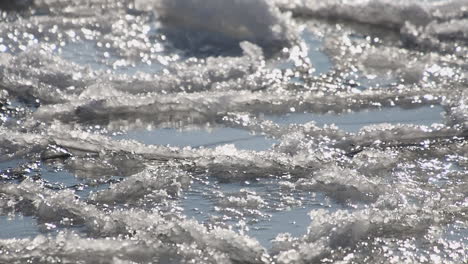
[[0, 215, 38, 239], [266, 105, 445, 133], [182, 177, 347, 248], [0, 0, 467, 261], [113, 127, 279, 151]]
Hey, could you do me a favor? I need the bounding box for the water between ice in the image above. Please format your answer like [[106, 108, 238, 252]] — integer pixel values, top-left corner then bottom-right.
[[0, 160, 113, 239], [0, 215, 38, 239], [267, 105, 445, 133], [181, 179, 344, 248], [113, 127, 279, 151], [303, 30, 332, 76], [113, 105, 445, 151], [0, 104, 446, 246], [59, 41, 168, 74], [107, 104, 446, 248]]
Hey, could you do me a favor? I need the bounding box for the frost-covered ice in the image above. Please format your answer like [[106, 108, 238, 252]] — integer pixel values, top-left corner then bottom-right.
[[1, 0, 468, 263]]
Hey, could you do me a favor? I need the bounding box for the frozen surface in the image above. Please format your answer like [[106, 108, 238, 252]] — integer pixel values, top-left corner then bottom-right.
[[1, 0, 468, 263]]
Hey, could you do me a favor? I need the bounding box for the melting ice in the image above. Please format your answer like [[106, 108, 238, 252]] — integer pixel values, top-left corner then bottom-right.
[[1, 0, 468, 263]]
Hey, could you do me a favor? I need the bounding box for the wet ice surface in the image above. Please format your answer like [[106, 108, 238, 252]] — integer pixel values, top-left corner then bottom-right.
[[1, 0, 468, 263], [182, 179, 342, 248]]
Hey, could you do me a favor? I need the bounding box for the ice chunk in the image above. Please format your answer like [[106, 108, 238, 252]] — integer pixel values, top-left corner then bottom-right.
[[90, 166, 190, 204], [140, 0, 297, 52], [295, 166, 381, 203], [0, 47, 94, 104]]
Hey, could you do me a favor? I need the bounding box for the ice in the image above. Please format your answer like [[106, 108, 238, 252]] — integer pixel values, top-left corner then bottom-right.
[[1, 0, 468, 262], [276, 0, 433, 28], [90, 166, 190, 204], [0, 47, 95, 104], [0, 179, 268, 263], [276, 0, 467, 28], [277, 0, 468, 56], [137, 0, 297, 52]]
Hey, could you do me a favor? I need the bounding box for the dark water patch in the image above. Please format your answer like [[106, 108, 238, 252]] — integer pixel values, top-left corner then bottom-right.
[[0, 159, 28, 171], [248, 207, 311, 246], [266, 105, 445, 133]]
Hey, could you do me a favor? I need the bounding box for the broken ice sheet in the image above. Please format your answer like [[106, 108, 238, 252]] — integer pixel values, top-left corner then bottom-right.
[[0, 0, 468, 262], [181, 177, 347, 249], [0, 159, 113, 199]]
